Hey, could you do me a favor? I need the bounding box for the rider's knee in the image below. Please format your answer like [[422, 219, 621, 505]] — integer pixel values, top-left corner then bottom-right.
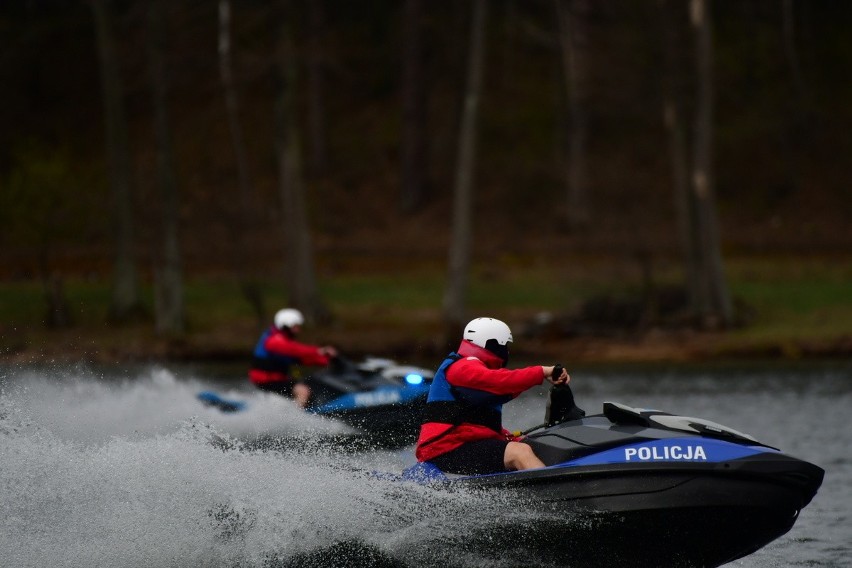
[[504, 441, 542, 470]]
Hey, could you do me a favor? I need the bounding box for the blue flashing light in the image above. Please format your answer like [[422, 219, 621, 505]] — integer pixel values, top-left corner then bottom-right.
[[404, 373, 424, 385]]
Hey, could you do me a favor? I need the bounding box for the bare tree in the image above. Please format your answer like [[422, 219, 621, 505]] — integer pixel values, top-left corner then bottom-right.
[[555, 0, 591, 229], [307, 0, 328, 176], [659, 0, 732, 327], [147, 0, 185, 334], [218, 0, 265, 326], [399, 0, 428, 213], [275, 0, 328, 323], [689, 0, 733, 327], [90, 0, 143, 322], [782, 0, 809, 117], [219, 0, 253, 218], [499, 0, 518, 90], [660, 0, 702, 319], [443, 0, 488, 332], [776, 0, 811, 197]]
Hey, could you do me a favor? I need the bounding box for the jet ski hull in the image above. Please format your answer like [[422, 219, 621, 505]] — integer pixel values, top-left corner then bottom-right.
[[309, 395, 425, 445], [459, 459, 818, 567], [466, 452, 821, 510], [400, 401, 824, 568], [481, 504, 799, 568]]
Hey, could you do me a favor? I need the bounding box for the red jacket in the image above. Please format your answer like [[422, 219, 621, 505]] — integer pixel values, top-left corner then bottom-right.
[[415, 340, 545, 463], [249, 326, 331, 385]]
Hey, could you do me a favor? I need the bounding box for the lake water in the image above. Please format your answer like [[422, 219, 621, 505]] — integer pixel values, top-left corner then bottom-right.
[[1, 361, 849, 567]]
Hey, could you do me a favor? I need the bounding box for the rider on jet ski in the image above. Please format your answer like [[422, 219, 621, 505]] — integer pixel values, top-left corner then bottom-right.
[[249, 308, 338, 408], [415, 317, 569, 475]]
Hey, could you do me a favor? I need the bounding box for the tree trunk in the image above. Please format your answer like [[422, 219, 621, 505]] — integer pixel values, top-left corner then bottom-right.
[[782, 0, 808, 116], [90, 0, 142, 322], [660, 0, 702, 321], [499, 0, 517, 90], [218, 0, 265, 327], [555, 0, 591, 230], [147, 0, 185, 334], [443, 0, 487, 331], [399, 0, 428, 213], [218, 0, 253, 218], [275, 0, 328, 324], [690, 0, 733, 327], [306, 0, 328, 176], [779, 0, 808, 195]]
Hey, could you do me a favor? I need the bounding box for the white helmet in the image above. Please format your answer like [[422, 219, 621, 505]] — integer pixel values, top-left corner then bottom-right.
[[463, 317, 513, 362], [274, 308, 304, 330]]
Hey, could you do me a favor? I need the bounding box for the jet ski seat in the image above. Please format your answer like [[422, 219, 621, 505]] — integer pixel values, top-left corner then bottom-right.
[[603, 401, 770, 448]]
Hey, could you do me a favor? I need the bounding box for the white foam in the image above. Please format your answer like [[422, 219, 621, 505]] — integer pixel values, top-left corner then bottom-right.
[[1, 365, 349, 445], [0, 365, 534, 567]]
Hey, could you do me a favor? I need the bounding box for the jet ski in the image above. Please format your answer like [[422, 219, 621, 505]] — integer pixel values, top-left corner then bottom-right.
[[198, 356, 433, 444], [302, 356, 432, 440], [400, 386, 824, 568]]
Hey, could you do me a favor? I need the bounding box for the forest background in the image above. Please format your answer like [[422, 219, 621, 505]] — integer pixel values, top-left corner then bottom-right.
[[1, 0, 850, 367]]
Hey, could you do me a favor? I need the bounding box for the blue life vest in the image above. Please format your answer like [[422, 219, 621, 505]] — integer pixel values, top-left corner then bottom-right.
[[422, 352, 514, 433], [250, 328, 300, 375]]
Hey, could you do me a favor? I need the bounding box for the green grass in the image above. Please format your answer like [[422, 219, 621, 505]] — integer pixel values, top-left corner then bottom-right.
[[1, 255, 850, 360], [322, 273, 443, 309], [724, 257, 852, 346]]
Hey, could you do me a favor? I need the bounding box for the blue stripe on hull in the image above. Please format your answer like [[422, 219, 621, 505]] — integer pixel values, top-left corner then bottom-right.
[[559, 437, 776, 468], [308, 383, 430, 414]]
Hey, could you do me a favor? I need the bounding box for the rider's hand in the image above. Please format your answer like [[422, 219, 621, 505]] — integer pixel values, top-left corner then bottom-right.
[[320, 346, 338, 358], [544, 365, 569, 386]]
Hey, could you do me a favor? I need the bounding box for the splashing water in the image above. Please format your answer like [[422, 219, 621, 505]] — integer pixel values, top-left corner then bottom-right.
[[0, 366, 349, 444], [0, 366, 565, 568]]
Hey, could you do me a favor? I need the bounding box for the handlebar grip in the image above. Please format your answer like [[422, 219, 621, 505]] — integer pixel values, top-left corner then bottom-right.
[[552, 364, 564, 380]]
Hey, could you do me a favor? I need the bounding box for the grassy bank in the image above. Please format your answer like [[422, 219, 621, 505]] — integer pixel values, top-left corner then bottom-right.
[[1, 255, 850, 365], [717, 256, 852, 358]]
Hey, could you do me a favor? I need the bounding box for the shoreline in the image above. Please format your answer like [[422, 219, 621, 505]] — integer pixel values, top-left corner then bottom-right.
[[3, 327, 850, 369]]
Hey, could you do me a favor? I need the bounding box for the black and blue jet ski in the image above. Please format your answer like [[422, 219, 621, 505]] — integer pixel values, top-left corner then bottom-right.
[[401, 386, 824, 568], [198, 356, 433, 443], [302, 356, 432, 439]]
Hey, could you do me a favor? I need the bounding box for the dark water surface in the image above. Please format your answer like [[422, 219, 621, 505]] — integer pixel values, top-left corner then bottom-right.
[[1, 361, 849, 567]]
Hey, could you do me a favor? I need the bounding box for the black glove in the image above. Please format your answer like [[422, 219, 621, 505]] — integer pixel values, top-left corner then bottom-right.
[[551, 364, 564, 380]]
